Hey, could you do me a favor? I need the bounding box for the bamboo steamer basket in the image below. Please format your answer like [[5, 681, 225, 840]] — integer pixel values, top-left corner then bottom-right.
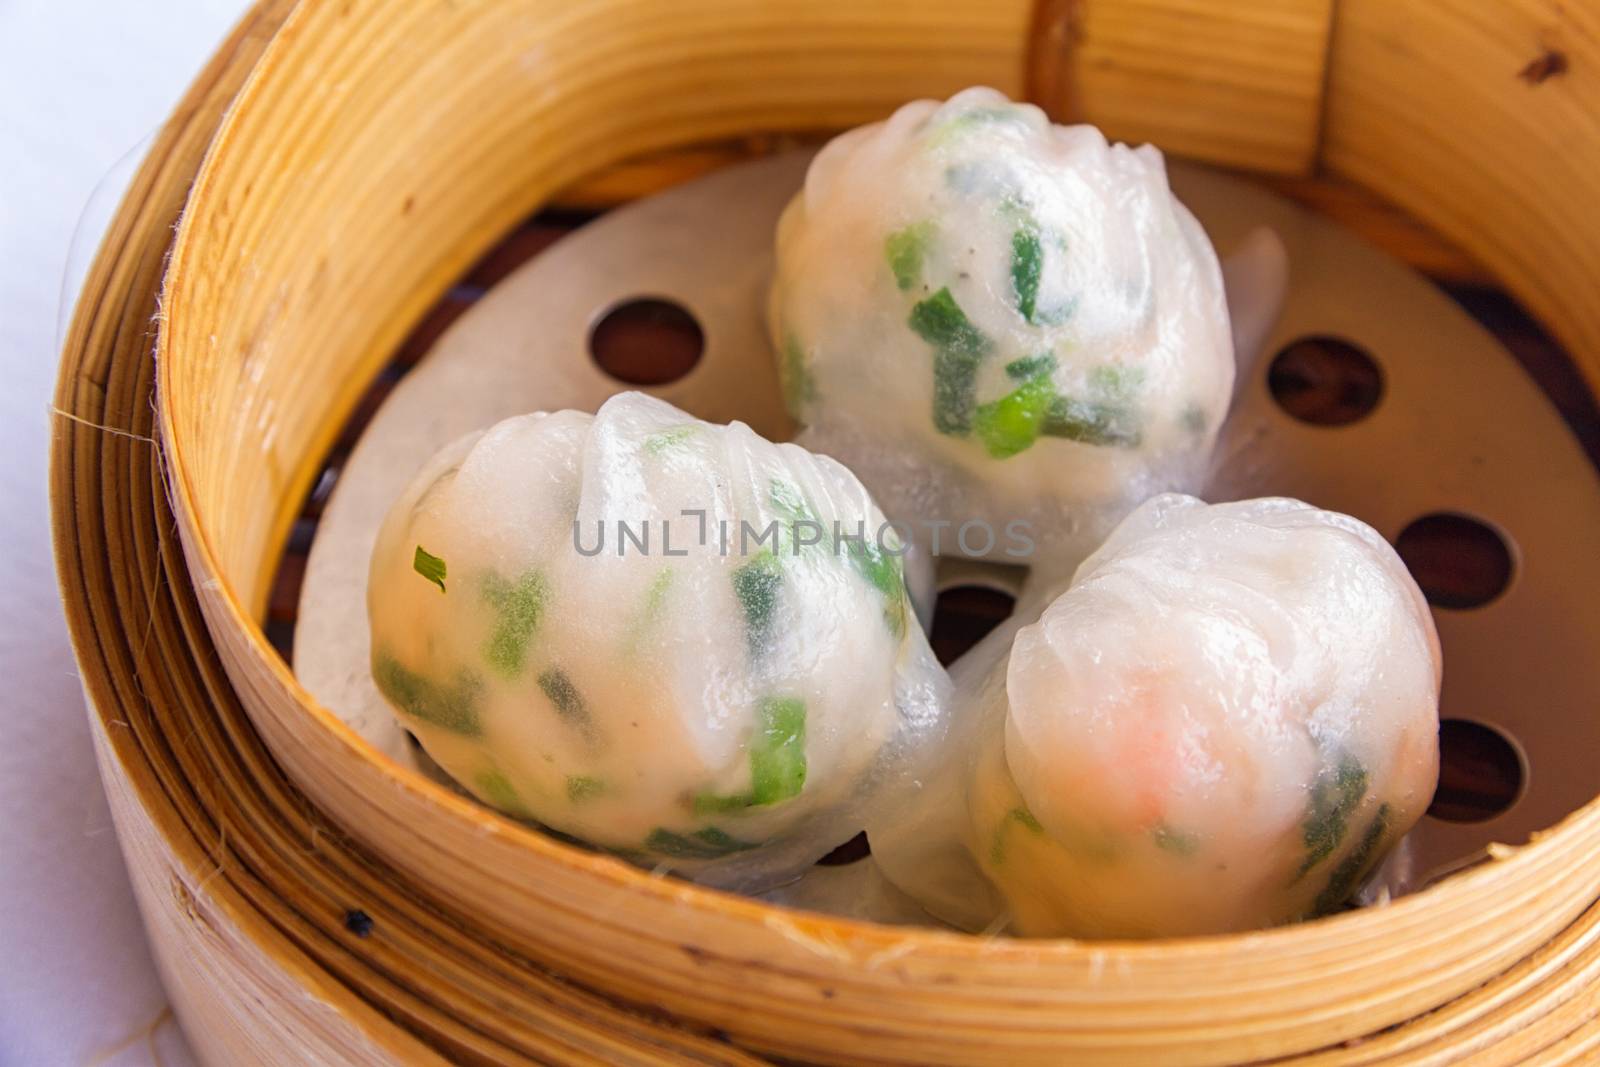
[[50, 0, 1600, 1063]]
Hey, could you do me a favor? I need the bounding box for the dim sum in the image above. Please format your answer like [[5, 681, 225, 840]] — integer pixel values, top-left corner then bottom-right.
[[770, 88, 1235, 566], [869, 494, 1441, 937], [367, 392, 949, 889]]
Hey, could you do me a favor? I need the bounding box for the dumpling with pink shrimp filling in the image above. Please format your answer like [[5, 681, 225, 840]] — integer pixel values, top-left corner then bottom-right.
[[869, 494, 1441, 937]]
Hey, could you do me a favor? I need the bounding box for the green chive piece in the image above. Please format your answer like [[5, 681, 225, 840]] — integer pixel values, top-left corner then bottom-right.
[[910, 288, 992, 436], [1004, 353, 1056, 381], [885, 220, 935, 291], [779, 334, 816, 419], [372, 651, 483, 736], [480, 570, 548, 677], [927, 105, 1030, 148], [989, 806, 1046, 865], [932, 343, 989, 435], [1041, 395, 1142, 448], [600, 845, 652, 866], [1031, 293, 1079, 326], [769, 479, 822, 558], [413, 545, 447, 593], [645, 828, 698, 857], [642, 425, 699, 456], [645, 826, 758, 859], [692, 826, 756, 853], [751, 697, 807, 805], [692, 696, 809, 813], [641, 567, 673, 622], [845, 536, 908, 637], [1296, 756, 1370, 881], [910, 287, 988, 354], [732, 549, 782, 656], [691, 791, 754, 816], [538, 667, 590, 730], [773, 475, 906, 635], [1153, 823, 1200, 857], [473, 769, 531, 817], [1181, 403, 1208, 436], [1010, 225, 1043, 323], [1089, 364, 1147, 399], [769, 478, 814, 520], [1011, 807, 1044, 833], [1313, 803, 1391, 915], [622, 567, 675, 656], [974, 371, 1057, 459], [566, 775, 605, 803], [964, 104, 1025, 123]]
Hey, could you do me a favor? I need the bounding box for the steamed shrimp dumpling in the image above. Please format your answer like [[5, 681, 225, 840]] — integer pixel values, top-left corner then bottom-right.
[[770, 87, 1234, 563], [367, 392, 948, 889], [997, 496, 1439, 935], [872, 494, 1441, 937]]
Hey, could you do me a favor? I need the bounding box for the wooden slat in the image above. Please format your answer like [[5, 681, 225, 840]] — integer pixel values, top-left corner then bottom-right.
[[551, 139, 808, 211], [1263, 174, 1489, 284], [549, 143, 1492, 286], [1032, 0, 1336, 174], [1320, 0, 1600, 396]]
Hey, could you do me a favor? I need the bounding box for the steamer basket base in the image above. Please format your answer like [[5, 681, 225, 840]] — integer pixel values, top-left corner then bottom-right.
[[294, 151, 1600, 918]]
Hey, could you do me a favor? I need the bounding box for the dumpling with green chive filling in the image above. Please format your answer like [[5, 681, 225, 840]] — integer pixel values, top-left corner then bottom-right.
[[367, 391, 949, 889], [868, 494, 1441, 937], [770, 87, 1234, 565]]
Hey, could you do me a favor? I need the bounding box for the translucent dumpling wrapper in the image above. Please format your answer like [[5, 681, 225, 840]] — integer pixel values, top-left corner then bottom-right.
[[868, 494, 1442, 937], [367, 392, 950, 890], [770, 88, 1235, 569]]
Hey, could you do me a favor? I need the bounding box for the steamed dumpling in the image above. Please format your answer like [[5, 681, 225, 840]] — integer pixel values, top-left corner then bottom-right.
[[770, 87, 1234, 565], [870, 494, 1441, 937], [367, 392, 948, 889]]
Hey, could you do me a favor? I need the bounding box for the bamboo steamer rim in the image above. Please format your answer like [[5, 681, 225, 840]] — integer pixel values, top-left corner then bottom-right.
[[54, 0, 1600, 1062], [157, 0, 1600, 952]]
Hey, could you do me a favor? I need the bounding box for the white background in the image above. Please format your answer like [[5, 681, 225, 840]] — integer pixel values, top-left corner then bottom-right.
[[1, 2, 249, 1063]]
